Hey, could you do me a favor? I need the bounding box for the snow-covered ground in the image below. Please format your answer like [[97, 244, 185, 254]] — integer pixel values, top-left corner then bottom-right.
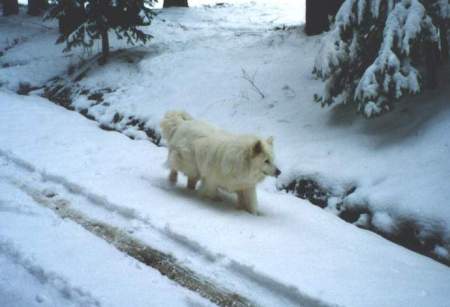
[[1, 0, 450, 306], [0, 173, 212, 307], [1, 90, 450, 307]]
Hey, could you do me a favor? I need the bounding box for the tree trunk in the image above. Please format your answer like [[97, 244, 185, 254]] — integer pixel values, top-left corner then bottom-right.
[[3, 0, 19, 16], [100, 30, 110, 65], [425, 41, 439, 89], [27, 0, 48, 16], [305, 0, 343, 36], [439, 23, 448, 63], [163, 0, 188, 8]]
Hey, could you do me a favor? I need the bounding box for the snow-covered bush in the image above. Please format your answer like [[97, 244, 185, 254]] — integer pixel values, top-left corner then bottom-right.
[[313, 0, 449, 118]]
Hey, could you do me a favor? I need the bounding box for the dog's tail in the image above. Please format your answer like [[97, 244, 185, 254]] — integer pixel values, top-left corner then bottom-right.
[[160, 110, 193, 141]]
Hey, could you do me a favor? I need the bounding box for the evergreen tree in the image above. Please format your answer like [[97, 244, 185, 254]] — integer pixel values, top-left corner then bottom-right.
[[47, 0, 156, 64], [313, 0, 449, 118], [3, 0, 19, 16], [305, 0, 344, 35], [55, 0, 85, 36], [163, 0, 187, 8], [28, 0, 48, 15], [424, 0, 449, 62]]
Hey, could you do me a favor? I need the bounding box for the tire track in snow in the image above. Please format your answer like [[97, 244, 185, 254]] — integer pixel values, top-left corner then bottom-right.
[[0, 149, 337, 307], [3, 177, 252, 307], [0, 240, 101, 307]]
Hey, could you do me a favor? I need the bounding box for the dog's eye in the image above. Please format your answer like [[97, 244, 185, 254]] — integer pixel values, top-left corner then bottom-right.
[[265, 159, 270, 164]]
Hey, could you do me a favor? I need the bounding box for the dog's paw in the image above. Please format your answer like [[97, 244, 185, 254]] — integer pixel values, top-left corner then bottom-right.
[[201, 193, 222, 202], [236, 204, 257, 215], [200, 191, 220, 201]]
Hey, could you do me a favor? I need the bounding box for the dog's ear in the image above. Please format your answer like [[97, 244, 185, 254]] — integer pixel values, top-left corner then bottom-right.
[[253, 140, 262, 156], [267, 136, 274, 145]]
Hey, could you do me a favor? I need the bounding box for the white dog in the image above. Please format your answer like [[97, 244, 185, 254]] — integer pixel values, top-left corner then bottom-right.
[[160, 111, 281, 214], [160, 111, 216, 189]]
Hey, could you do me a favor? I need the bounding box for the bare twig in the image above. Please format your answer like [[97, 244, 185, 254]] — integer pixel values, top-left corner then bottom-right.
[[241, 68, 265, 99]]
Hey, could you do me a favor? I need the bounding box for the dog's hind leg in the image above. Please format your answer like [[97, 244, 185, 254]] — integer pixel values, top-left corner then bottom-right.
[[167, 149, 178, 185], [169, 169, 178, 185], [187, 177, 198, 190]]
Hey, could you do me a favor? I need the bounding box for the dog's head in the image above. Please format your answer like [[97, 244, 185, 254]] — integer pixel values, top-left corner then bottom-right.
[[250, 137, 281, 178]]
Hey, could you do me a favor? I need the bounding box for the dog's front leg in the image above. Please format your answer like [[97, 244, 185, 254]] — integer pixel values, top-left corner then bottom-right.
[[199, 180, 219, 200], [239, 187, 258, 214]]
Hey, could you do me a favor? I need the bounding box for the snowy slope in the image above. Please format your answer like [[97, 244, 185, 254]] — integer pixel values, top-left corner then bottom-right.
[[11, 0, 445, 257], [1, 91, 450, 307]]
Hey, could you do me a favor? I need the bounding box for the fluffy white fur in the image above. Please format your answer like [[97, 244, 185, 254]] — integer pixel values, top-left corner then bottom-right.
[[160, 110, 193, 141], [194, 133, 280, 213], [160, 111, 215, 189], [160, 111, 280, 214]]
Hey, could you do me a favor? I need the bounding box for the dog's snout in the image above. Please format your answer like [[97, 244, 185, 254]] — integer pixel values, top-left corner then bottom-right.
[[275, 168, 281, 177]]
